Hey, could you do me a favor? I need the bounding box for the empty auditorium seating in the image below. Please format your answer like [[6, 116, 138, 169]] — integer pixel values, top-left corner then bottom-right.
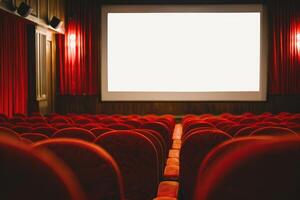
[[0, 122, 14, 128], [33, 126, 58, 137], [197, 136, 272, 178], [34, 138, 125, 200], [0, 114, 8, 122], [225, 124, 247, 136], [134, 129, 165, 178], [0, 112, 299, 200], [250, 126, 297, 136], [0, 136, 86, 200], [95, 130, 159, 200], [180, 129, 231, 200], [234, 126, 257, 137], [141, 122, 173, 149], [12, 125, 33, 133], [0, 127, 20, 139], [90, 127, 114, 137], [183, 120, 215, 136], [123, 119, 142, 128], [80, 123, 101, 130], [9, 116, 26, 123], [27, 116, 47, 124], [53, 127, 96, 142], [20, 133, 49, 143], [107, 123, 134, 130], [49, 116, 71, 124], [194, 136, 300, 200]]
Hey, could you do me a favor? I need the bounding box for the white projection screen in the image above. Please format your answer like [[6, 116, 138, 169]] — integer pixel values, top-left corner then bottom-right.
[[101, 4, 267, 101]]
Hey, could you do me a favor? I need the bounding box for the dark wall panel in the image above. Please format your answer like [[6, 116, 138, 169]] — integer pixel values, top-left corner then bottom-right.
[[56, 95, 300, 115]]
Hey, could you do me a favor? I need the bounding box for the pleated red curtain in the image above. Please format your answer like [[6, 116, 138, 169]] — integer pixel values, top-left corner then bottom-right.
[[0, 10, 28, 117], [56, 0, 99, 95], [269, 0, 300, 94]]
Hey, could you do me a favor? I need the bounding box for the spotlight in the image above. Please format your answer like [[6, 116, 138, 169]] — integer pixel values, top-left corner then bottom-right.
[[17, 2, 33, 17]]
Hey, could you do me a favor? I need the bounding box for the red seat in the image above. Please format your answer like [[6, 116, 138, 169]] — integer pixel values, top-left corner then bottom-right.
[[9, 116, 26, 124], [141, 122, 172, 149], [12, 125, 33, 133], [27, 116, 47, 124], [0, 122, 14, 128], [254, 121, 279, 127], [90, 127, 113, 137], [134, 129, 165, 178], [135, 128, 167, 159], [49, 117, 71, 124], [99, 118, 119, 125], [250, 126, 297, 136], [80, 123, 101, 130], [20, 133, 49, 143], [239, 117, 259, 125], [0, 113, 8, 122], [198, 136, 272, 178], [34, 138, 125, 200], [234, 126, 257, 137], [180, 129, 231, 200], [53, 128, 96, 142], [284, 116, 300, 124], [33, 126, 58, 137], [122, 119, 142, 128], [31, 123, 51, 128], [73, 118, 94, 125], [194, 136, 300, 200], [225, 124, 247, 136], [216, 121, 237, 131], [289, 125, 300, 134], [13, 113, 27, 118], [53, 123, 74, 129], [0, 136, 86, 200], [262, 117, 282, 123], [183, 120, 215, 136], [95, 130, 159, 200], [0, 127, 20, 139], [107, 123, 134, 130], [157, 116, 175, 132], [182, 127, 218, 141]]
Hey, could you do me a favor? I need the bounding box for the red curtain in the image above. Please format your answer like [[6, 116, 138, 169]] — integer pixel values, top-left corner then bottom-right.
[[269, 0, 300, 94], [57, 0, 99, 95], [0, 10, 28, 117]]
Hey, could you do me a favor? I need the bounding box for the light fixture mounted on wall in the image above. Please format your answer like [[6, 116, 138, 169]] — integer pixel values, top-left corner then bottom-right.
[[17, 2, 33, 17]]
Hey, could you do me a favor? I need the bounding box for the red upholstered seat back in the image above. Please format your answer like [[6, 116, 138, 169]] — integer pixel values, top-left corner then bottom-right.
[[53, 128, 96, 142], [198, 136, 272, 177], [0, 136, 86, 200], [180, 129, 231, 200], [95, 130, 159, 200], [90, 127, 113, 137], [250, 126, 296, 136], [234, 126, 257, 137], [34, 138, 125, 200], [107, 123, 134, 130], [194, 136, 300, 200], [141, 121, 172, 149], [33, 126, 58, 137], [0, 127, 20, 139], [20, 133, 49, 143]]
